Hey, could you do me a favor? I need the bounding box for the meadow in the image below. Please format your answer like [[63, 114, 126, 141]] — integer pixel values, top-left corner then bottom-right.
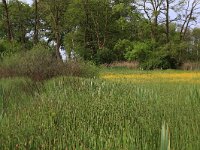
[[0, 68, 200, 149]]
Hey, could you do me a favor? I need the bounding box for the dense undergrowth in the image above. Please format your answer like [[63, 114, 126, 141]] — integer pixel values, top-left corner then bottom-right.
[[0, 74, 200, 149], [0, 44, 99, 81]]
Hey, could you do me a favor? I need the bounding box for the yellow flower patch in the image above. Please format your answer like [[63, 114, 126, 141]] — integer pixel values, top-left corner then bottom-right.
[[101, 72, 200, 83]]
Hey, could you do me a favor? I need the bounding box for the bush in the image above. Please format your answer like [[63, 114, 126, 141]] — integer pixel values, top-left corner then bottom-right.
[[0, 44, 99, 81], [180, 62, 200, 70], [125, 41, 153, 62], [1, 43, 53, 80], [95, 47, 117, 64], [0, 40, 23, 60], [60, 60, 99, 78], [124, 41, 182, 70], [140, 51, 178, 70], [114, 39, 133, 61]]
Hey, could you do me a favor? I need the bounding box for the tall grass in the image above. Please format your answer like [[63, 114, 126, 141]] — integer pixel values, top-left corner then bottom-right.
[[0, 74, 200, 149]]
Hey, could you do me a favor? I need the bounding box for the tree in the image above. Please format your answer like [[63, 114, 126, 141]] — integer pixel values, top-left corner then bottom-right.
[[64, 0, 142, 62], [39, 0, 69, 60], [162, 0, 177, 43], [33, 0, 39, 44], [2, 0, 13, 41], [135, 0, 164, 42], [9, 0, 32, 44], [192, 28, 200, 61], [174, 0, 200, 40], [63, 0, 113, 61]]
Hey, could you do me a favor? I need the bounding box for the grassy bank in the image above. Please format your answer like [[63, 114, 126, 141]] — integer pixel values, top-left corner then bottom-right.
[[0, 69, 200, 149]]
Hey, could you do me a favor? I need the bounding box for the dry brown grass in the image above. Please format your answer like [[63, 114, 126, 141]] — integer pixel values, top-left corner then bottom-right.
[[0, 68, 16, 78], [180, 62, 200, 70], [0, 60, 98, 81], [103, 61, 139, 69]]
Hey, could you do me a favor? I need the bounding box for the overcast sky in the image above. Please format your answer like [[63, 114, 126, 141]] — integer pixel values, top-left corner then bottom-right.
[[21, 0, 32, 5]]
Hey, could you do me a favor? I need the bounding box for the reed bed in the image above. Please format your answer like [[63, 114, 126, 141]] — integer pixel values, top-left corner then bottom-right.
[[0, 70, 200, 149]]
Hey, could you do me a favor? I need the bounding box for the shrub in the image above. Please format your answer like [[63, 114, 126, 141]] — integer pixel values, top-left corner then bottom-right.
[[114, 39, 133, 60], [0, 44, 99, 81], [60, 60, 99, 78], [124, 41, 181, 70], [0, 40, 23, 60], [141, 51, 178, 70], [1, 43, 53, 80], [125, 41, 152, 63], [180, 62, 200, 70], [95, 47, 117, 64]]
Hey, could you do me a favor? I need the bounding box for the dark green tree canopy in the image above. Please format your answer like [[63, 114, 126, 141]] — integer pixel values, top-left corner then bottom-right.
[[1, 0, 200, 69]]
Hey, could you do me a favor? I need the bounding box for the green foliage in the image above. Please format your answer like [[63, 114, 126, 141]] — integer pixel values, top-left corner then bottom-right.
[[76, 60, 99, 78], [124, 41, 184, 70], [1, 0, 200, 70], [0, 40, 22, 60], [63, 31, 84, 58], [2, 43, 50, 66], [96, 47, 117, 64], [9, 1, 32, 43], [125, 41, 152, 62], [165, 42, 188, 62], [114, 39, 133, 60], [112, 3, 125, 14], [141, 50, 178, 70]]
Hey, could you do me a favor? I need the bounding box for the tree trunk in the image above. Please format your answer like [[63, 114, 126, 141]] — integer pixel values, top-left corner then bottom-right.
[[34, 0, 39, 44], [54, 4, 62, 60], [153, 16, 158, 42], [56, 32, 62, 60], [2, 0, 13, 41], [179, 0, 199, 41], [16, 1, 26, 43], [165, 0, 170, 43]]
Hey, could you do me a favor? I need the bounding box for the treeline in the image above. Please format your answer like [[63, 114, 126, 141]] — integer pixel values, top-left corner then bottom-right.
[[1, 0, 200, 69]]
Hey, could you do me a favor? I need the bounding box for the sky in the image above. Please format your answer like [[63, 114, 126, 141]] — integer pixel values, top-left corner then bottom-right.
[[20, 0, 32, 5]]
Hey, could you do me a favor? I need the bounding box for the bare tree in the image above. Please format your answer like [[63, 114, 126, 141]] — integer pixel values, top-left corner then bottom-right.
[[136, 0, 164, 41], [162, 0, 176, 43], [174, 0, 200, 40]]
